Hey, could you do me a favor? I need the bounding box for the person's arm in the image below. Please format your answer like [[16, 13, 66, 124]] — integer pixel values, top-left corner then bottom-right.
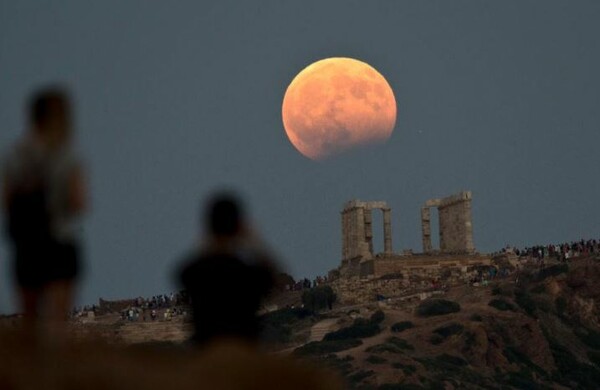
[[68, 164, 87, 214]]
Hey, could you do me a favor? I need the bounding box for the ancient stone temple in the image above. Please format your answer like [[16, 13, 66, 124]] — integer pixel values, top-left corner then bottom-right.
[[341, 200, 392, 264], [329, 191, 491, 304], [421, 191, 475, 254]]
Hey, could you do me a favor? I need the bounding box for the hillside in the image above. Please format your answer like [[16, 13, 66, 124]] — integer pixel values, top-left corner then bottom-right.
[[2, 257, 600, 389], [270, 256, 600, 389]]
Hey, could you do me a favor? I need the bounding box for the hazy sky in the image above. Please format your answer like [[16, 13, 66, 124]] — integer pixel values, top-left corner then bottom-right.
[[1, 1, 599, 312]]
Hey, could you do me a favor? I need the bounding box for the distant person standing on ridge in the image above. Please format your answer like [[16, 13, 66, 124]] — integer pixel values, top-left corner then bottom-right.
[[179, 193, 277, 345], [2, 87, 87, 332]]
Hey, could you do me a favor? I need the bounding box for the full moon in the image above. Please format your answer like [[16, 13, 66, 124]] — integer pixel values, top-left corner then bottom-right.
[[282, 57, 397, 160]]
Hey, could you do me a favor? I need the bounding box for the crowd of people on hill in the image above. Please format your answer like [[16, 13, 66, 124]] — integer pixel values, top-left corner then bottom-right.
[[119, 293, 189, 322], [131, 293, 188, 310], [466, 266, 513, 287], [499, 238, 599, 262], [121, 306, 187, 322], [70, 238, 599, 321], [70, 291, 190, 321], [286, 275, 328, 291], [71, 304, 97, 317]]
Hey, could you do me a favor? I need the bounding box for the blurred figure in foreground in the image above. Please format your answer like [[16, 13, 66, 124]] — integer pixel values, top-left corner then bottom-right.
[[2, 87, 86, 332], [179, 193, 276, 345]]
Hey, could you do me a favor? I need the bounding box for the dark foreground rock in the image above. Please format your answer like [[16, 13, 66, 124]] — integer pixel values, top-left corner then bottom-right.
[[0, 332, 342, 390]]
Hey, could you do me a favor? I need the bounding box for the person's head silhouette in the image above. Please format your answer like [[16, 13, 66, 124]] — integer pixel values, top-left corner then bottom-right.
[[206, 194, 244, 238], [29, 87, 72, 149]]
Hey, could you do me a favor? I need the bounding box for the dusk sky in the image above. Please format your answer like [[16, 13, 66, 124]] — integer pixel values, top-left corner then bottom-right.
[[1, 0, 599, 312]]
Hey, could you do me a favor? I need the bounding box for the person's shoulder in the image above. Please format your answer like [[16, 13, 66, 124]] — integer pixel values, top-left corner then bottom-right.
[[179, 249, 198, 265], [179, 250, 216, 280]]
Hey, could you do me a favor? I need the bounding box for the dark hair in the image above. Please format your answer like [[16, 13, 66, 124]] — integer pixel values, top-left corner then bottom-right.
[[206, 193, 244, 236], [29, 87, 70, 127]]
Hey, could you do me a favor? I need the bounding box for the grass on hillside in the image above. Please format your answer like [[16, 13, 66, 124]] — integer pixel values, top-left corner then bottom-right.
[[488, 298, 517, 312], [323, 311, 385, 341], [430, 323, 464, 345], [390, 321, 414, 333], [416, 299, 461, 317], [366, 337, 415, 354], [293, 338, 363, 356]]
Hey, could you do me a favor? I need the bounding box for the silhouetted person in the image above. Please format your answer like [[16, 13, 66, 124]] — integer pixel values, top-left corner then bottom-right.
[[2, 87, 87, 333], [179, 193, 276, 345]]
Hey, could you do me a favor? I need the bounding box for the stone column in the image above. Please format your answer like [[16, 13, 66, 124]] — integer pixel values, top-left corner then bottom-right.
[[346, 207, 363, 259], [354, 206, 369, 258], [341, 210, 348, 261], [383, 208, 392, 255], [364, 208, 373, 254], [421, 207, 432, 253], [348, 208, 357, 259], [438, 206, 448, 252], [463, 200, 475, 253]]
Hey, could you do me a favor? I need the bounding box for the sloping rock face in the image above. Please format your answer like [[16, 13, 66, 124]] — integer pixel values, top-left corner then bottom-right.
[[286, 257, 600, 389], [564, 262, 600, 326]]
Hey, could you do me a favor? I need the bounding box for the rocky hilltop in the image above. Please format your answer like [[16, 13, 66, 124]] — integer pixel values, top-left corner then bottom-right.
[[265, 256, 600, 389]]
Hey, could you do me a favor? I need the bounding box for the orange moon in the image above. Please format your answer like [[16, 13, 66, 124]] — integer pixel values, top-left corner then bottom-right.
[[282, 57, 397, 160]]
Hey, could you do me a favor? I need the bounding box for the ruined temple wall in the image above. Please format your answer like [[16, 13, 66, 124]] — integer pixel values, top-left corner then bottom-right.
[[341, 200, 391, 262], [339, 258, 362, 278], [330, 266, 484, 305], [370, 254, 490, 277], [438, 192, 475, 254], [331, 255, 491, 304], [329, 276, 411, 305]]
